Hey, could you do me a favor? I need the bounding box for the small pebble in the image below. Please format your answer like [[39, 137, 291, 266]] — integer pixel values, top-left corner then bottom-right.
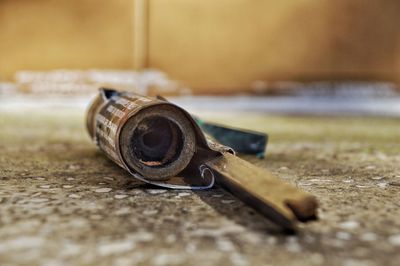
[[66, 177, 75, 181], [152, 253, 185, 266], [310, 253, 324, 264], [286, 242, 301, 253], [114, 194, 128, 199], [221, 199, 235, 204], [104, 177, 114, 181], [360, 232, 377, 242], [97, 240, 135, 256], [60, 242, 81, 257], [230, 253, 249, 266], [90, 214, 103, 220], [377, 182, 388, 189], [132, 231, 154, 242], [31, 192, 42, 197], [336, 231, 351, 240], [343, 259, 372, 266], [304, 234, 316, 244], [39, 185, 51, 189], [339, 221, 360, 230], [285, 237, 301, 252], [376, 152, 387, 160], [142, 209, 158, 215], [177, 192, 191, 198], [68, 194, 81, 199], [309, 178, 333, 183], [115, 207, 131, 215], [185, 243, 197, 253], [0, 236, 45, 250], [388, 234, 400, 246], [68, 164, 80, 170], [365, 165, 376, 170], [371, 176, 384, 180], [146, 189, 166, 194], [30, 198, 49, 203], [216, 238, 235, 252], [326, 239, 345, 248], [165, 234, 177, 243], [212, 194, 224, 198], [266, 236, 277, 245], [62, 185, 74, 189], [95, 188, 112, 193]]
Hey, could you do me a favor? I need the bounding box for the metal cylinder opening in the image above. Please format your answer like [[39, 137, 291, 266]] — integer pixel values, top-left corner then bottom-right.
[[132, 116, 184, 166], [119, 104, 196, 181]]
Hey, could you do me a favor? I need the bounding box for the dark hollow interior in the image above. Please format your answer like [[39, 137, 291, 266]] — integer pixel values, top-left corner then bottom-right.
[[131, 116, 184, 167]]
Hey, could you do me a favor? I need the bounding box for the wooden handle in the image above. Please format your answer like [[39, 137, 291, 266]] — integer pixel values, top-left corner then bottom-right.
[[206, 153, 318, 231]]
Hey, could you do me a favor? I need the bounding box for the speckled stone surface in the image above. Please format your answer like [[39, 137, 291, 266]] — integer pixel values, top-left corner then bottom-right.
[[0, 107, 399, 266]]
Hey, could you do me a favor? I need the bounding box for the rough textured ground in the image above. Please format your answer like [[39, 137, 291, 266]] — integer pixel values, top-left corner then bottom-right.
[[0, 106, 399, 266]]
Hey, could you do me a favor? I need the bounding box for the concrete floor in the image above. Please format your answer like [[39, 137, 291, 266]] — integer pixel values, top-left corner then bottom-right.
[[0, 101, 400, 266]]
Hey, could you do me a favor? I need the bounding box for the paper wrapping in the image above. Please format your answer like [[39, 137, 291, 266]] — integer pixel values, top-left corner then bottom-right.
[[86, 88, 232, 189], [86, 88, 318, 230]]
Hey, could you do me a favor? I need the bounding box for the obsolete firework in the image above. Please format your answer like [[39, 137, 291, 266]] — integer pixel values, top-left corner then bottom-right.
[[86, 88, 318, 231]]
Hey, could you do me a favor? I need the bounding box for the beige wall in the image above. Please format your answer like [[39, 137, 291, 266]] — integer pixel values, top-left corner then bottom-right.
[[148, 0, 400, 91], [0, 0, 134, 80], [1, 0, 400, 92]]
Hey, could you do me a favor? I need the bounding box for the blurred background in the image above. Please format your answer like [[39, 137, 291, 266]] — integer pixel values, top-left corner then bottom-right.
[[1, 2, 400, 265], [1, 0, 400, 115]]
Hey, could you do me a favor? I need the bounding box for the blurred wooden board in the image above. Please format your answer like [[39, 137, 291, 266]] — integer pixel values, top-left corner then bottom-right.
[[0, 0, 134, 79], [148, 0, 400, 92], [1, 0, 400, 93]]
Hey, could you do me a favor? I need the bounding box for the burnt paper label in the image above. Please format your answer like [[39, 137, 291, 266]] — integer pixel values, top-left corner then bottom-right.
[[94, 94, 153, 168]]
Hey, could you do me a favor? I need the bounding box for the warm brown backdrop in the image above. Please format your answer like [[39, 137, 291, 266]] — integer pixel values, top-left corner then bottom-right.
[[0, 0, 134, 79], [1, 0, 400, 93]]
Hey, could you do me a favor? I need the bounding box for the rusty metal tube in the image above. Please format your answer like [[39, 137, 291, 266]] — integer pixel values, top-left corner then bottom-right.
[[86, 88, 318, 231]]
